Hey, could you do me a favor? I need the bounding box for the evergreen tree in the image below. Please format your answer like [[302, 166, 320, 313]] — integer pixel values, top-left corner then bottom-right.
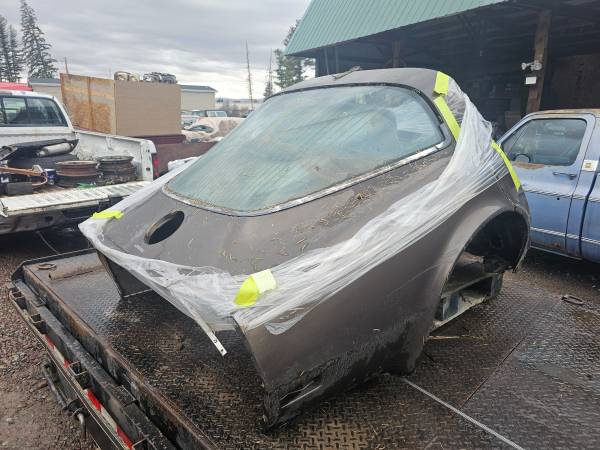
[[8, 25, 23, 82], [263, 49, 274, 99], [263, 76, 274, 99], [274, 48, 303, 89], [274, 20, 314, 89], [0, 16, 10, 82], [20, 0, 57, 78]]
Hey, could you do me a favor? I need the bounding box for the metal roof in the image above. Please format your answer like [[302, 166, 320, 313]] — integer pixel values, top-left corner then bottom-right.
[[286, 0, 508, 55], [180, 84, 217, 92], [27, 78, 216, 93], [28, 77, 60, 85]]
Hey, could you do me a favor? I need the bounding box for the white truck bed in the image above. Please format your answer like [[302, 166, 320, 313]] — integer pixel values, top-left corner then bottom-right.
[[0, 89, 156, 234], [0, 182, 149, 217]]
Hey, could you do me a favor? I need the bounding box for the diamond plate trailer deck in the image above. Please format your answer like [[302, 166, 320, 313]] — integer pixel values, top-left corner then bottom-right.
[[9, 250, 600, 449]]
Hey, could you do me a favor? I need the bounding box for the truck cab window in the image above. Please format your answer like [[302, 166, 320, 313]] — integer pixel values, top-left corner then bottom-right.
[[2, 97, 28, 124], [0, 96, 66, 126], [504, 118, 586, 166], [26, 97, 66, 125]]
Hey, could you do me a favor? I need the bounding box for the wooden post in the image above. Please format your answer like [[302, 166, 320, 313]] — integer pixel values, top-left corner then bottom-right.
[[86, 76, 95, 131], [526, 10, 552, 114], [392, 41, 402, 68], [334, 46, 340, 74]]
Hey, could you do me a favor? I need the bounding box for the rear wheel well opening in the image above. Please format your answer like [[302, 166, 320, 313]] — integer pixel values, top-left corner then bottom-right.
[[464, 211, 529, 272], [434, 212, 528, 329]]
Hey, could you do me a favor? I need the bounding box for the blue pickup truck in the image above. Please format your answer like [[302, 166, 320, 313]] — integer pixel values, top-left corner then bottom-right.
[[499, 110, 600, 263]]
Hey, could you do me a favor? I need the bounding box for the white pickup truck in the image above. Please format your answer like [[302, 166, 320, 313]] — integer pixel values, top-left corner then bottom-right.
[[0, 88, 155, 235]]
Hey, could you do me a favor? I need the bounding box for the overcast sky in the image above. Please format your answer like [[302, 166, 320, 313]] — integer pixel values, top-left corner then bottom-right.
[[0, 0, 311, 98]]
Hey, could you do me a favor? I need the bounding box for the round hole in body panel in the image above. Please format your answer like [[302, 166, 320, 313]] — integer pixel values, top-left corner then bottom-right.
[[145, 210, 185, 244]]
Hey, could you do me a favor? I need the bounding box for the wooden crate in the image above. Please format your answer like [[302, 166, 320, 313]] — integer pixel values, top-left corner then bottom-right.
[[60, 73, 181, 136]]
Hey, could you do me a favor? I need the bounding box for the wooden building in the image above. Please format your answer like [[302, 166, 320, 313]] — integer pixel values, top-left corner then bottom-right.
[[286, 0, 600, 132]]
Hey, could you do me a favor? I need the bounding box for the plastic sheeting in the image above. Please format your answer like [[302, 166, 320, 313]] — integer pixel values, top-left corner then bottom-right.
[[80, 77, 511, 345]]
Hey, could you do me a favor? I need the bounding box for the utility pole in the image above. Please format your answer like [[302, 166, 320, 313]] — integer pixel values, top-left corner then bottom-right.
[[245, 41, 254, 110]]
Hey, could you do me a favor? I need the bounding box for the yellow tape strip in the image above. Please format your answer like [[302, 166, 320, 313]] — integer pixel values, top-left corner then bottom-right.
[[492, 141, 521, 191], [92, 210, 123, 220], [434, 71, 450, 95], [433, 96, 460, 140], [234, 269, 277, 307], [433, 71, 520, 191]]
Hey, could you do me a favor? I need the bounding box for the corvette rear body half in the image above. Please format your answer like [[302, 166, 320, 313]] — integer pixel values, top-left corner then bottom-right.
[[80, 68, 530, 428]]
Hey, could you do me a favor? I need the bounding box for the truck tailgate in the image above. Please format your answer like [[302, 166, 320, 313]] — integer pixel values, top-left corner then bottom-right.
[[11, 251, 600, 449], [1, 182, 149, 217]]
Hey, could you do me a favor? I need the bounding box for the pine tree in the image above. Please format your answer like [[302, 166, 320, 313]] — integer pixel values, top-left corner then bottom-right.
[[0, 16, 11, 82], [8, 25, 23, 82], [274, 20, 314, 89], [263, 49, 274, 99], [20, 0, 58, 78], [274, 48, 304, 89], [0, 17, 22, 82]]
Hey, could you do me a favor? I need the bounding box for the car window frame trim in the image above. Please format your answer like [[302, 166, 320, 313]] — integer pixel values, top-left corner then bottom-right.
[[163, 83, 454, 217]]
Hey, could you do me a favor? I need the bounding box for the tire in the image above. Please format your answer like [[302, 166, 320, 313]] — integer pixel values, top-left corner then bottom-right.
[[8, 153, 78, 170]]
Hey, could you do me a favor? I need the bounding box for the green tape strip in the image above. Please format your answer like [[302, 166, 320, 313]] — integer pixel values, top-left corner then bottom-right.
[[92, 210, 123, 220], [492, 141, 521, 191], [434, 71, 450, 95], [234, 269, 277, 307], [433, 96, 460, 140]]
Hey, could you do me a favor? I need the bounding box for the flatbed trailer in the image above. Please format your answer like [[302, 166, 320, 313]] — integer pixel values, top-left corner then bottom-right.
[[9, 250, 600, 449]]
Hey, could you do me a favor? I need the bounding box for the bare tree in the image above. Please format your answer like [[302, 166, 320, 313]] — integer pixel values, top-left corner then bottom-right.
[[245, 41, 254, 109]]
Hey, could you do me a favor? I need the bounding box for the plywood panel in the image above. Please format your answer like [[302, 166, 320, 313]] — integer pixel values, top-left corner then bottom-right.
[[60, 73, 116, 134], [114, 81, 181, 136]]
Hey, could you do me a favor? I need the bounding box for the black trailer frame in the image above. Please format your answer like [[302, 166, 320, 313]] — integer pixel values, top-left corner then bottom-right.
[[9, 250, 600, 449], [10, 258, 176, 449]]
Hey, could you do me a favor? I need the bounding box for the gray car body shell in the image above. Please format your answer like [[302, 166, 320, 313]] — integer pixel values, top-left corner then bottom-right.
[[96, 68, 530, 427]]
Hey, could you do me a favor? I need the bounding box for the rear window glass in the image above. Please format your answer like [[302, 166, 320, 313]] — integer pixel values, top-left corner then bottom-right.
[[207, 111, 227, 117], [168, 85, 444, 212], [189, 125, 214, 133], [1, 97, 26, 124], [0, 96, 66, 126]]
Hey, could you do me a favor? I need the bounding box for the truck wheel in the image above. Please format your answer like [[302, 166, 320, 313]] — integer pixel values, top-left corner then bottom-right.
[[8, 153, 78, 170]]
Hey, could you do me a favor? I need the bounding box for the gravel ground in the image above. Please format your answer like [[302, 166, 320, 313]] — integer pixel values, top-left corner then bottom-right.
[[0, 229, 94, 450], [0, 230, 598, 449]]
